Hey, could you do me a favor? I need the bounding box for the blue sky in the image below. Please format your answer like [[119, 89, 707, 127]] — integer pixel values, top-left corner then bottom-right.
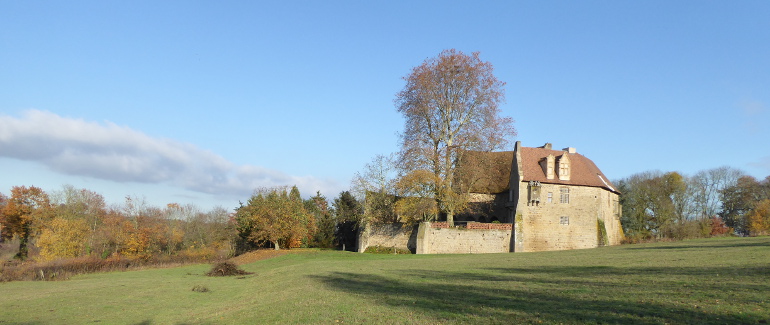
[[1, 1, 769, 210]]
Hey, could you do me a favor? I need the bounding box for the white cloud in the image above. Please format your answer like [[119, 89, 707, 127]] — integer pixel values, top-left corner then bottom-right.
[[0, 109, 339, 198]]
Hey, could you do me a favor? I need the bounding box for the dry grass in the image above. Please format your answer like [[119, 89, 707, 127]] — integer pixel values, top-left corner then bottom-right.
[[0, 249, 231, 282], [226, 248, 292, 265]]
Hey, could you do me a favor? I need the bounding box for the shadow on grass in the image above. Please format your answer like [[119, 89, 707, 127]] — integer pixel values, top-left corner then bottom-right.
[[625, 238, 770, 250], [311, 266, 767, 324]]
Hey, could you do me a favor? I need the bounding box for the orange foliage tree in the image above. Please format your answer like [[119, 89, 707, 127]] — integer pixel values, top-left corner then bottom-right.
[[747, 199, 770, 236], [395, 49, 515, 225], [1, 186, 52, 259]]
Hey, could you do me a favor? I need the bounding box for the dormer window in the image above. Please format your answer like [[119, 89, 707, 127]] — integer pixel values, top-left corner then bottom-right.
[[558, 153, 570, 181], [540, 154, 555, 180]]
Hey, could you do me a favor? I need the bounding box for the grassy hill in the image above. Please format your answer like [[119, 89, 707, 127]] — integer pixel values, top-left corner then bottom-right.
[[1, 237, 768, 324]]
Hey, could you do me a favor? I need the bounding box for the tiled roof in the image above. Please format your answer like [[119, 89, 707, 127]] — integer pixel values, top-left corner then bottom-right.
[[456, 150, 513, 194], [459, 145, 618, 194], [519, 147, 618, 193]]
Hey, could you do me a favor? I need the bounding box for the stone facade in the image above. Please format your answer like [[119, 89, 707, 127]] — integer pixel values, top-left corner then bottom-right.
[[416, 223, 512, 254], [357, 223, 416, 253], [511, 182, 622, 252], [507, 141, 623, 252], [358, 222, 513, 254], [358, 141, 624, 254]]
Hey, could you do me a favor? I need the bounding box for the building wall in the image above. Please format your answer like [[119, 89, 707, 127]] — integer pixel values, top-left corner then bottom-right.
[[416, 223, 512, 254], [360, 223, 513, 254], [357, 223, 416, 253], [513, 182, 622, 252], [458, 193, 512, 223]]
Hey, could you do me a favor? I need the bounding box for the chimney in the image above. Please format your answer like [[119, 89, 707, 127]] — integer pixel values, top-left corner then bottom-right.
[[562, 147, 576, 154]]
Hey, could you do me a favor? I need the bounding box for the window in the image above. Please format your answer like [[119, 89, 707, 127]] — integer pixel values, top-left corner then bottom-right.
[[560, 187, 570, 204], [559, 161, 569, 177], [560, 216, 569, 225], [547, 192, 553, 203]]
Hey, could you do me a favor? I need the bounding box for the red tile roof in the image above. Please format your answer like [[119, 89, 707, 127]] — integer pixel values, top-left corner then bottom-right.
[[518, 147, 618, 193], [459, 145, 618, 194]]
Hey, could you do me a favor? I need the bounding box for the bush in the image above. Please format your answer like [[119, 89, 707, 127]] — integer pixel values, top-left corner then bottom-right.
[[191, 285, 210, 293], [363, 245, 411, 254]]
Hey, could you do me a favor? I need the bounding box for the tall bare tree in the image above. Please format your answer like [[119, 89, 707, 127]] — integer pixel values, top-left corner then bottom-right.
[[395, 49, 515, 225]]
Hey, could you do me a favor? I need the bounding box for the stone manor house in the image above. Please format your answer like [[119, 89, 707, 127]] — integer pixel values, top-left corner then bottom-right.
[[359, 141, 624, 254]]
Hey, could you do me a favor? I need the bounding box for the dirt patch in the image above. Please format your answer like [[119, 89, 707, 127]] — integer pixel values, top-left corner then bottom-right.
[[227, 249, 292, 265]]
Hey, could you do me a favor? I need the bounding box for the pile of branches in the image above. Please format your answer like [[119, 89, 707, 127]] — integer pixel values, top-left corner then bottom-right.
[[205, 262, 253, 277]]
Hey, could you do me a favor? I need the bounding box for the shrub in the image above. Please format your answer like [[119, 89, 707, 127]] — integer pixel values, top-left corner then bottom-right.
[[191, 285, 210, 293], [363, 245, 411, 254]]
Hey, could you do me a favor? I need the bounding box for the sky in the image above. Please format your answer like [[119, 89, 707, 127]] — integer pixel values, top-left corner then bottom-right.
[[1, 1, 769, 210]]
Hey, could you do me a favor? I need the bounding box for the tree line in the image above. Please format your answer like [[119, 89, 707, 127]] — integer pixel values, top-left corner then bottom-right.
[[0, 184, 366, 262], [616, 166, 770, 242], [0, 185, 233, 261], [233, 186, 363, 253]]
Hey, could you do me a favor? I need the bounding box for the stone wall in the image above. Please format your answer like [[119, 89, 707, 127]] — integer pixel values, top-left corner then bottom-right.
[[360, 222, 514, 254], [416, 222, 512, 254], [357, 223, 416, 253]]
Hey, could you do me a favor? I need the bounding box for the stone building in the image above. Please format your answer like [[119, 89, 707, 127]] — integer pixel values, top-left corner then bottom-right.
[[358, 141, 624, 254], [458, 141, 624, 252]]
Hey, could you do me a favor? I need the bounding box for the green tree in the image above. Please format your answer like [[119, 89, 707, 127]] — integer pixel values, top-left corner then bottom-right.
[[306, 191, 335, 248], [395, 49, 515, 225], [235, 186, 310, 251], [618, 171, 691, 240], [333, 191, 363, 251]]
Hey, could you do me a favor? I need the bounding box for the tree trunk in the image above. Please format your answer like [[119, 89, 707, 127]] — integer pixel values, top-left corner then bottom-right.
[[16, 231, 29, 260], [446, 211, 454, 226], [273, 241, 280, 250]]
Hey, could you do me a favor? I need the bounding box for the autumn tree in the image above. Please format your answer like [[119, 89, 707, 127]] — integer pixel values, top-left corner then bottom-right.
[[37, 217, 91, 260], [395, 49, 515, 225], [352, 154, 398, 223], [49, 185, 108, 255], [394, 169, 439, 223], [720, 176, 770, 235], [0, 192, 7, 243], [1, 186, 52, 259], [747, 199, 770, 236], [235, 186, 310, 251]]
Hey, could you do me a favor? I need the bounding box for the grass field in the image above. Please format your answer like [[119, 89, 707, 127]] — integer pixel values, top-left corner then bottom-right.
[[1, 237, 768, 324]]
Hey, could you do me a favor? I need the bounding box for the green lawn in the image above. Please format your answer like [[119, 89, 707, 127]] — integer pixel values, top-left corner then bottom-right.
[[1, 237, 769, 324]]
